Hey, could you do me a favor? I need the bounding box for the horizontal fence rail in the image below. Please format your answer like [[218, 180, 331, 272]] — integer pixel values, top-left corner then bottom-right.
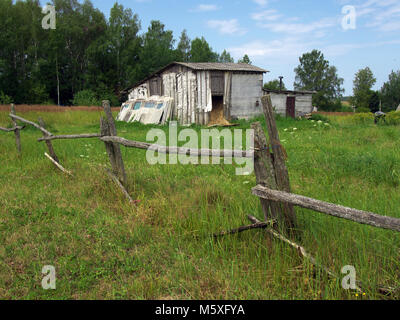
[[38, 133, 102, 142], [252, 185, 400, 232], [100, 136, 254, 158]]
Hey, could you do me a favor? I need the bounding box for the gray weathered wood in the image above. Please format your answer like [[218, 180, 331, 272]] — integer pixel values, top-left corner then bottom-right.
[[105, 168, 134, 204], [0, 126, 24, 132], [261, 95, 297, 231], [38, 133, 101, 142], [103, 100, 127, 187], [9, 114, 53, 136], [100, 117, 118, 177], [38, 117, 59, 164], [45, 153, 72, 176], [251, 122, 281, 222], [100, 136, 254, 158], [252, 185, 400, 233], [10, 104, 21, 154]]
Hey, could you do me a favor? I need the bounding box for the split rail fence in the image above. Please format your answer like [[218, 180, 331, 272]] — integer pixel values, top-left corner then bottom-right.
[[1, 96, 399, 295]]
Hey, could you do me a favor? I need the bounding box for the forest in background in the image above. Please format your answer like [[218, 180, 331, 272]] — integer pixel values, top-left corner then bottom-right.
[[0, 0, 240, 106]]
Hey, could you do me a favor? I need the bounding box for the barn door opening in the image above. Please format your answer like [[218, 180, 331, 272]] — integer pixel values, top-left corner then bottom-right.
[[286, 96, 296, 118], [210, 96, 224, 124]]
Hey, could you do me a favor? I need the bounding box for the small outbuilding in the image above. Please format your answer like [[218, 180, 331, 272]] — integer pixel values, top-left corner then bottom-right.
[[120, 62, 268, 125], [262, 89, 316, 118]]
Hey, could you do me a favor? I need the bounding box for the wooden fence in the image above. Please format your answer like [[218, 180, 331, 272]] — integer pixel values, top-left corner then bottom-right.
[[1, 97, 399, 295]]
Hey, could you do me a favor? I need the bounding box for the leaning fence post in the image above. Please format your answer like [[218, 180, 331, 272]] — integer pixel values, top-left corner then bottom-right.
[[10, 104, 21, 154], [260, 95, 297, 233], [38, 117, 59, 163], [252, 122, 281, 223], [102, 100, 127, 187]]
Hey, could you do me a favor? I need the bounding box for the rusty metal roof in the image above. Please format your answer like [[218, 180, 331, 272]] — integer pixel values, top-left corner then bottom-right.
[[175, 62, 268, 73]]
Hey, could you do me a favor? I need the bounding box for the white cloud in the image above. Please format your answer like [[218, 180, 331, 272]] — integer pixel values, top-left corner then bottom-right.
[[251, 10, 281, 22], [228, 38, 318, 59], [190, 4, 219, 12], [253, 0, 268, 6], [207, 19, 247, 35], [257, 17, 337, 35]]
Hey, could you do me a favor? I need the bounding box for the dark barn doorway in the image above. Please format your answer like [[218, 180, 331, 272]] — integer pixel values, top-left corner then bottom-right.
[[286, 96, 296, 118]]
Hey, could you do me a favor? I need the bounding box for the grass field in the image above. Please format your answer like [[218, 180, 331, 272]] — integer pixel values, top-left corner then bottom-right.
[[0, 109, 399, 300]]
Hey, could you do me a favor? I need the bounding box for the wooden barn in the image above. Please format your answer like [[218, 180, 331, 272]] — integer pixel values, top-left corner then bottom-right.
[[120, 62, 268, 125], [263, 89, 316, 118]]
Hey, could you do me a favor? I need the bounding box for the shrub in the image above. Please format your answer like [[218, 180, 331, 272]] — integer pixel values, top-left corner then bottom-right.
[[386, 111, 400, 126], [72, 90, 100, 106], [0, 91, 13, 104], [310, 114, 329, 123], [350, 113, 374, 125]]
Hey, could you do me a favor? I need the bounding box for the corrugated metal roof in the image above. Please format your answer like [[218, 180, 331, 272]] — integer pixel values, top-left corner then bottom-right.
[[175, 62, 268, 73], [121, 62, 268, 94]]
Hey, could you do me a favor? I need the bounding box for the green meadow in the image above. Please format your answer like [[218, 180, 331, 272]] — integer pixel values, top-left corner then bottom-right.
[[0, 109, 399, 300]]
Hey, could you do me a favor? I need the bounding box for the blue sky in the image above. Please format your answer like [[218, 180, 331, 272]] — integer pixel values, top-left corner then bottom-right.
[[89, 0, 400, 95]]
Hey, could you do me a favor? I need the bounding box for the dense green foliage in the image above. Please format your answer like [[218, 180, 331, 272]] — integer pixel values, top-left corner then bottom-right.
[[0, 0, 235, 106]]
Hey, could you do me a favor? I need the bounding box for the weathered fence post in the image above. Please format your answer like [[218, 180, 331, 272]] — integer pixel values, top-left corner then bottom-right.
[[38, 117, 59, 163], [252, 122, 281, 223], [260, 95, 297, 233], [102, 100, 127, 187], [10, 104, 21, 154]]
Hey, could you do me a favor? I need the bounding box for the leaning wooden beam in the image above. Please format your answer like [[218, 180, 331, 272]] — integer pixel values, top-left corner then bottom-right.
[[9, 114, 53, 136], [248, 214, 397, 295], [247, 215, 362, 292], [100, 136, 254, 159], [44, 153, 72, 176], [252, 185, 400, 232], [11, 104, 22, 154], [105, 168, 134, 204], [38, 117, 59, 164], [213, 220, 276, 238], [38, 133, 101, 142]]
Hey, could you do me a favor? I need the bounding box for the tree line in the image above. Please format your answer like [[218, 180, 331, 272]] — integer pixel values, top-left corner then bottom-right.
[[0, 0, 247, 106]]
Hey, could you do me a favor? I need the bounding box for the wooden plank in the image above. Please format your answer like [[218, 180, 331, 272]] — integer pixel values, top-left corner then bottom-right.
[[251, 122, 281, 222], [100, 135, 254, 158], [38, 133, 101, 142], [252, 185, 400, 233], [38, 117, 59, 164], [45, 152, 72, 176], [100, 117, 118, 178], [105, 168, 134, 204], [261, 95, 297, 231], [102, 100, 127, 187], [9, 114, 52, 136], [10, 104, 21, 154]]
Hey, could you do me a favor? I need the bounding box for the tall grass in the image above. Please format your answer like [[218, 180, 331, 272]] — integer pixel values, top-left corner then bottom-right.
[[0, 111, 399, 300]]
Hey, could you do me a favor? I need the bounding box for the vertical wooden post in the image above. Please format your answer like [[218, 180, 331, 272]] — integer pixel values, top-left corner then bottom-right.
[[38, 117, 59, 163], [10, 104, 21, 154], [252, 122, 281, 223], [102, 100, 127, 187], [261, 95, 297, 232]]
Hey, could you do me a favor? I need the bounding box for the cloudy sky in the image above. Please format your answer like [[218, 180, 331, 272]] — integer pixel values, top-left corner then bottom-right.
[[90, 0, 400, 95]]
